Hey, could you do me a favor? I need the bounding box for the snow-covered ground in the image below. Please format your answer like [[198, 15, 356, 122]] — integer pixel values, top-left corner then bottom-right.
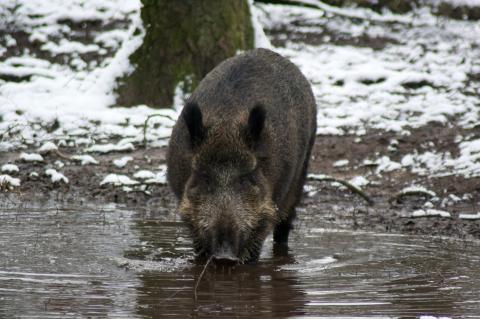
[[1, 0, 479, 179], [0, 0, 176, 152]]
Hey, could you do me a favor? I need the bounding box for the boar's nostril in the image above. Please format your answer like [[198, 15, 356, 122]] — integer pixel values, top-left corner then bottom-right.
[[213, 241, 239, 264]]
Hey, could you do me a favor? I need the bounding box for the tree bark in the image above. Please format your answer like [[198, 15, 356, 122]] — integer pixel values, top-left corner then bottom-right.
[[116, 0, 254, 108]]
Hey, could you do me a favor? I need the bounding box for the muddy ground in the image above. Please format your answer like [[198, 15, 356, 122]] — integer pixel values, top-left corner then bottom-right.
[[2, 122, 479, 241]]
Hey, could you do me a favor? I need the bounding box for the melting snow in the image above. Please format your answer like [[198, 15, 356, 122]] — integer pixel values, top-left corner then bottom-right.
[[459, 213, 480, 220], [333, 159, 349, 167], [375, 156, 402, 174], [144, 165, 167, 185], [38, 142, 58, 153], [349, 176, 369, 188], [19, 153, 44, 162], [1, 164, 19, 173], [86, 140, 135, 153], [100, 174, 139, 186], [410, 209, 451, 218], [113, 156, 133, 168], [133, 170, 156, 180], [399, 186, 436, 197], [0, 175, 21, 188], [45, 169, 68, 183], [71, 155, 99, 165]]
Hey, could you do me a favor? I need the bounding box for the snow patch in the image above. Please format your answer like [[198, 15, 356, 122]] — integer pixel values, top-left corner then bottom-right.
[[20, 153, 44, 162], [0, 175, 21, 188], [133, 170, 156, 180], [399, 186, 436, 197], [459, 212, 480, 220], [375, 156, 402, 174], [100, 174, 139, 186], [143, 165, 167, 185], [333, 159, 349, 167], [113, 156, 133, 168], [410, 209, 451, 218], [1, 164, 19, 173], [38, 142, 58, 153], [86, 140, 135, 153], [401, 140, 480, 178], [349, 176, 369, 188], [45, 169, 68, 183], [71, 155, 99, 165]]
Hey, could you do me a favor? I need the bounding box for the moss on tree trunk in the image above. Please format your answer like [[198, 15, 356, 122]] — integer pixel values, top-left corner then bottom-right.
[[116, 0, 254, 108]]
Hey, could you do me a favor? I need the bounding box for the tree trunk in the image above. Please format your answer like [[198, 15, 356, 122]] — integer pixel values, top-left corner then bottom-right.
[[116, 0, 254, 108]]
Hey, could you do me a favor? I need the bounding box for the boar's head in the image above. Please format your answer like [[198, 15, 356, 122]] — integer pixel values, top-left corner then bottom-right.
[[178, 102, 277, 263]]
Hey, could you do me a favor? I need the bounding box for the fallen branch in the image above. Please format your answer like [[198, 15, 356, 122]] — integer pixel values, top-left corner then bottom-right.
[[308, 173, 374, 205], [194, 255, 213, 301], [388, 187, 435, 205], [254, 0, 417, 25]]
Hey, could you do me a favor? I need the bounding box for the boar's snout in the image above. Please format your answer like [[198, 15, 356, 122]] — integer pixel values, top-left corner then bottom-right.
[[213, 241, 239, 264], [210, 223, 241, 264]]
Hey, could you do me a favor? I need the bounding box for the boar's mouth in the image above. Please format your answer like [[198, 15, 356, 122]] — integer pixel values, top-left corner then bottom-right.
[[189, 225, 266, 264], [212, 242, 240, 265]]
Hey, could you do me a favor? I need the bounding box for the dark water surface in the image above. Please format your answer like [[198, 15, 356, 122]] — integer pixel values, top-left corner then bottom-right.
[[1, 202, 479, 318]]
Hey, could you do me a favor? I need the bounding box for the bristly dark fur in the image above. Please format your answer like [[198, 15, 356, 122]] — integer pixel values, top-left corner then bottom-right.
[[167, 48, 317, 263]]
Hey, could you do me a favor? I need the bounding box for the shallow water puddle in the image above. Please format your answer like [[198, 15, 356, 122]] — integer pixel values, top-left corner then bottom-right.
[[0, 204, 479, 318]]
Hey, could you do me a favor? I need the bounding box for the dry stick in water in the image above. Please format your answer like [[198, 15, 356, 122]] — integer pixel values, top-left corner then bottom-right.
[[308, 174, 374, 205], [194, 255, 213, 301]]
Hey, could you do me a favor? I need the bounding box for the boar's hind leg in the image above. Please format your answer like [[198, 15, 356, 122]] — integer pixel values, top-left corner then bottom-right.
[[273, 159, 309, 243], [273, 208, 297, 244], [274, 131, 316, 244]]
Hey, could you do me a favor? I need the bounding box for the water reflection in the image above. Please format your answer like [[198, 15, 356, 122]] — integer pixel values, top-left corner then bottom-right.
[[129, 207, 307, 318], [0, 199, 479, 318]]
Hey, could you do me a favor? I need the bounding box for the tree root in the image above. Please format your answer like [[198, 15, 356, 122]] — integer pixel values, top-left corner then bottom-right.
[[308, 173, 374, 205]]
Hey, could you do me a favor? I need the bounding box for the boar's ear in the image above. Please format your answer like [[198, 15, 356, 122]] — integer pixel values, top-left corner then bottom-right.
[[183, 102, 204, 148], [245, 104, 266, 148]]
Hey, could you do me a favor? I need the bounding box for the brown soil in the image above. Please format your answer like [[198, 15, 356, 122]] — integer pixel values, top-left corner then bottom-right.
[[2, 121, 479, 241]]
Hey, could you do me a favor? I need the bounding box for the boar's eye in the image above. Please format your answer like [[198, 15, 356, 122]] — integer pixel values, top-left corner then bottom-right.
[[189, 171, 212, 192], [237, 172, 256, 187]]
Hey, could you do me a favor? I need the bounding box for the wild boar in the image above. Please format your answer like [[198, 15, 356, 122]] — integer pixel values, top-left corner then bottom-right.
[[167, 48, 316, 263]]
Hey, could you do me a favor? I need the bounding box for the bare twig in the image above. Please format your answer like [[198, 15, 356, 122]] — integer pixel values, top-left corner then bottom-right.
[[308, 174, 374, 205], [55, 150, 71, 161], [194, 255, 213, 301], [0, 123, 19, 142], [143, 114, 175, 149]]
